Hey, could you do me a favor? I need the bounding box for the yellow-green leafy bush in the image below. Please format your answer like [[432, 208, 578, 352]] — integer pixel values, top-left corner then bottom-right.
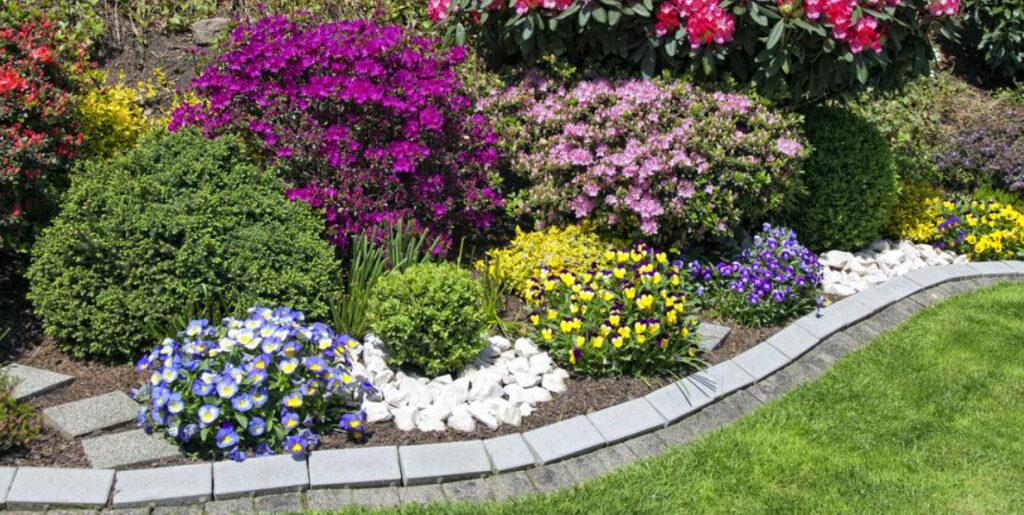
[[77, 72, 163, 157], [885, 182, 942, 242], [480, 225, 611, 295]]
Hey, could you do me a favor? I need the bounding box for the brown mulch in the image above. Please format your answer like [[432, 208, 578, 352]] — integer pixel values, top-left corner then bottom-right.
[[1, 253, 791, 467]]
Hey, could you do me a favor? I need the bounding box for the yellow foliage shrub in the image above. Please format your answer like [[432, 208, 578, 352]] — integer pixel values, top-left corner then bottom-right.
[[885, 182, 941, 242], [77, 71, 165, 157], [479, 224, 611, 295]]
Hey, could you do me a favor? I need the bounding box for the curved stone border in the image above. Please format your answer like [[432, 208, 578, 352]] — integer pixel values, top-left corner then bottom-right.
[[1, 261, 1022, 513]]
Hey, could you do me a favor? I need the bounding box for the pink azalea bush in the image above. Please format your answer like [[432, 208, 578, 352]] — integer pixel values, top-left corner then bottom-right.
[[482, 75, 806, 245], [433, 0, 961, 101], [170, 14, 502, 252]]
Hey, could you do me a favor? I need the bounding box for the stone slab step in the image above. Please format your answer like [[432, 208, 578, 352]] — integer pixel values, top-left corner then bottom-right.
[[82, 429, 182, 469], [697, 322, 731, 351], [42, 391, 139, 438], [1, 363, 73, 401]]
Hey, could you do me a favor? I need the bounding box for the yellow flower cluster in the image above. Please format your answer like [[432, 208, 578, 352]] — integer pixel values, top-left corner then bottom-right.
[[478, 224, 611, 295], [885, 182, 941, 242], [524, 242, 701, 376], [931, 198, 1024, 261], [77, 71, 167, 158]]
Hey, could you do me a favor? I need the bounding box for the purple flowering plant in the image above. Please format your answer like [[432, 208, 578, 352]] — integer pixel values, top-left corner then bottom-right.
[[685, 224, 822, 327], [935, 107, 1024, 193], [481, 74, 806, 247], [133, 307, 374, 461], [170, 14, 502, 252]]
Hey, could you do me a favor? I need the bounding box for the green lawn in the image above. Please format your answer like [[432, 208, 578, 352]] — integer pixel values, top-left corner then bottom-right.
[[321, 283, 1024, 514]]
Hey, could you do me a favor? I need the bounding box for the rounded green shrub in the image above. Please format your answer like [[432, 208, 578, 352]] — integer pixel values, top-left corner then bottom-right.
[[368, 263, 486, 377], [786, 106, 897, 252], [27, 129, 341, 361]]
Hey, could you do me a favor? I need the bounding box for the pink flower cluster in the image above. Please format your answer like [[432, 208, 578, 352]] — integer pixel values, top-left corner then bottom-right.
[[483, 75, 805, 244], [655, 0, 736, 49], [927, 0, 959, 15], [170, 15, 502, 252]]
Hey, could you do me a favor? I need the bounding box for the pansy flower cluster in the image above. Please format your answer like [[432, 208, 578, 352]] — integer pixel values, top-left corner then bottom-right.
[[134, 307, 374, 461], [687, 224, 822, 327], [927, 198, 1024, 261], [524, 242, 702, 376]]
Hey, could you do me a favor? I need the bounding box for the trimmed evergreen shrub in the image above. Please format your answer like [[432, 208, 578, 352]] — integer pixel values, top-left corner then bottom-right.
[[786, 107, 898, 251], [368, 263, 486, 377], [27, 130, 341, 360]]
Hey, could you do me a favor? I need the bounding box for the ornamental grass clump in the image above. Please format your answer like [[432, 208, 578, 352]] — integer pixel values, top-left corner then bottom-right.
[[484, 76, 805, 247], [524, 242, 702, 376], [686, 224, 822, 327], [171, 14, 503, 253], [0, 17, 84, 251], [928, 197, 1024, 261], [134, 307, 372, 461]]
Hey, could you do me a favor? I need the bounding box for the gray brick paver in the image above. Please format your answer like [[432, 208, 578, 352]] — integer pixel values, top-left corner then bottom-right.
[[42, 391, 139, 438]]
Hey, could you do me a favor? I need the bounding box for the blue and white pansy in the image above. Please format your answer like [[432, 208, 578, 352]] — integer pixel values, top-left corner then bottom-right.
[[133, 307, 374, 461]]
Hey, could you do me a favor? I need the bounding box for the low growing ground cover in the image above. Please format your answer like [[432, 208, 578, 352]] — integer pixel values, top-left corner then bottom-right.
[[323, 282, 1024, 514]]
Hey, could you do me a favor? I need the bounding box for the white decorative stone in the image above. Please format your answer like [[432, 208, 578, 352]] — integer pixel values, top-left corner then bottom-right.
[[393, 406, 419, 431], [820, 239, 965, 296], [355, 334, 567, 433], [541, 371, 568, 393], [504, 384, 529, 405], [514, 338, 540, 357], [364, 401, 393, 423], [821, 250, 853, 269], [489, 335, 512, 352], [416, 413, 445, 433], [524, 387, 552, 404], [528, 354, 553, 376], [448, 405, 476, 433], [467, 402, 500, 430], [513, 372, 540, 388], [469, 376, 503, 402]]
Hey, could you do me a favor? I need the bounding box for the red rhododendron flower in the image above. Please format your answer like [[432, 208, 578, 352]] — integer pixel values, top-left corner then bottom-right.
[[0, 69, 27, 94]]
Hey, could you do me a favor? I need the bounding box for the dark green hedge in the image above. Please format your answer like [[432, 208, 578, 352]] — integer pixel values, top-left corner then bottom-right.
[[787, 106, 898, 252], [27, 129, 341, 360]]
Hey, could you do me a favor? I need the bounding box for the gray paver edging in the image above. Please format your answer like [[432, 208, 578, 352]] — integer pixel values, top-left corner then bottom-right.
[[4, 261, 1022, 512]]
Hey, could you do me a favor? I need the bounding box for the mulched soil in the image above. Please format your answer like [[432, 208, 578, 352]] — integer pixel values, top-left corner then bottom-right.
[[2, 250, 787, 468]]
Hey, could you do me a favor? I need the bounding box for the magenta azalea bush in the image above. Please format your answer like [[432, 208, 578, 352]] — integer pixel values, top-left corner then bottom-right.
[[482, 75, 806, 246], [170, 14, 503, 252]]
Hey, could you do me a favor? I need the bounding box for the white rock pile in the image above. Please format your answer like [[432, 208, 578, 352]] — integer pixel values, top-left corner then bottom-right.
[[350, 335, 569, 433], [820, 239, 967, 296]]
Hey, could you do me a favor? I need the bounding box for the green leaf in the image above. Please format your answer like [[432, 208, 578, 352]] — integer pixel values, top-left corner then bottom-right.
[[454, 23, 466, 46], [749, 3, 768, 26], [608, 9, 622, 26], [593, 6, 608, 24], [766, 20, 785, 50], [856, 62, 868, 83]]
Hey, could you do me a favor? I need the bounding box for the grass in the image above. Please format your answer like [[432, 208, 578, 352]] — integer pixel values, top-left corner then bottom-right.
[[313, 282, 1024, 514]]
